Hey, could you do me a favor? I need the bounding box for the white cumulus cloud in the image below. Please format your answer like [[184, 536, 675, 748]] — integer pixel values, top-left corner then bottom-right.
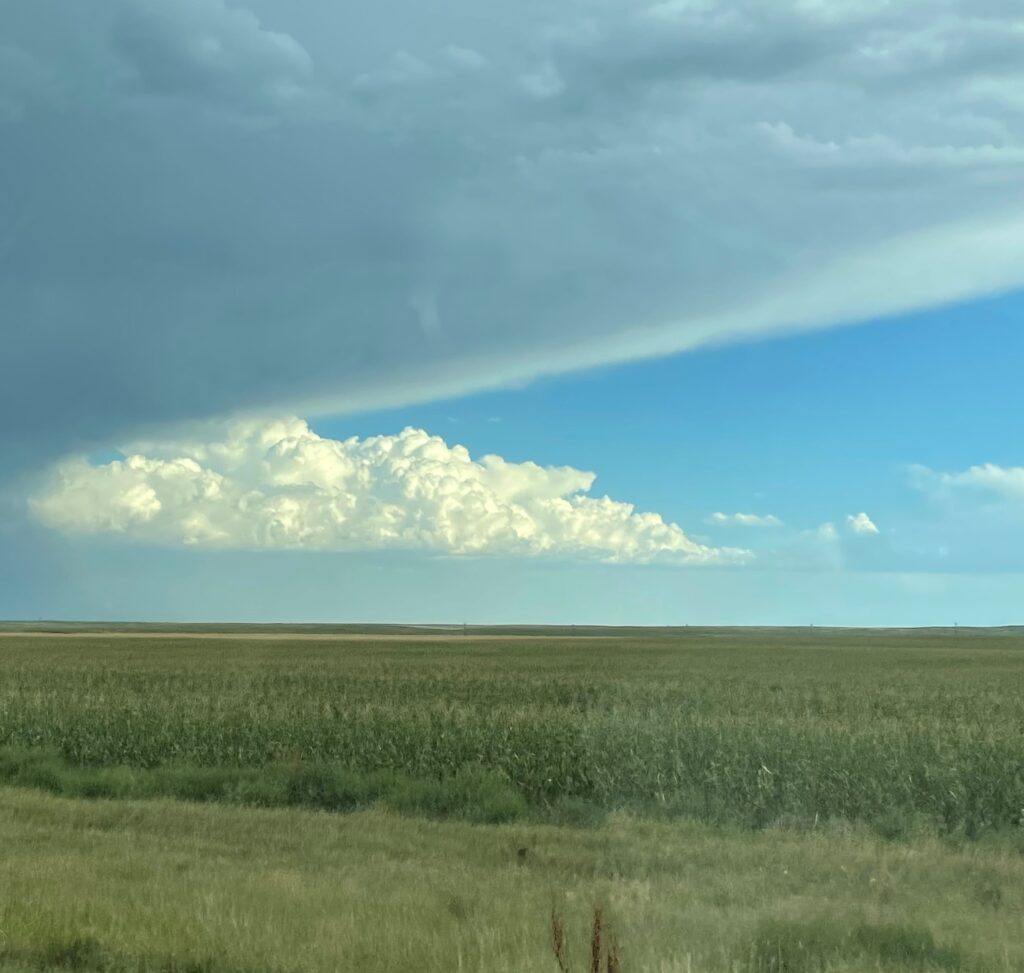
[[30, 419, 750, 565], [846, 512, 879, 535], [707, 512, 784, 528]]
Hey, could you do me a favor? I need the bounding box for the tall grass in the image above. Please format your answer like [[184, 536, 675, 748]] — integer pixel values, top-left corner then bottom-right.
[[1, 630, 1023, 833], [549, 909, 621, 973], [745, 918, 968, 972], [4, 783, 1019, 973]]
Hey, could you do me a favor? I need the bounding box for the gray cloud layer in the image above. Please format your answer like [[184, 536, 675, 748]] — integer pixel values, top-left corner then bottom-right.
[[4, 0, 1024, 471]]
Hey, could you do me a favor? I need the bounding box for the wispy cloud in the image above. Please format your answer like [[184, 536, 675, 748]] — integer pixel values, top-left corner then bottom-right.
[[846, 512, 879, 535], [707, 512, 783, 528], [911, 463, 1024, 503]]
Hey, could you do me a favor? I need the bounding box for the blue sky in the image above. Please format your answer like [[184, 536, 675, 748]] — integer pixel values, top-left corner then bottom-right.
[[9, 293, 1023, 626], [323, 293, 1024, 540], [3, 0, 1024, 625]]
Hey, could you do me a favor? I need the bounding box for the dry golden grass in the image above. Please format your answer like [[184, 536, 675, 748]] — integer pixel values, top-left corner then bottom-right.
[[3, 786, 1023, 972]]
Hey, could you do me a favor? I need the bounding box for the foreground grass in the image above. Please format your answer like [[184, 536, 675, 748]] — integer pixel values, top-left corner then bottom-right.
[[3, 787, 1024, 973]]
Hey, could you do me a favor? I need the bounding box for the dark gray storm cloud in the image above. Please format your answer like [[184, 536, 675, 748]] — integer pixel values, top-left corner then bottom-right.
[[3, 0, 1024, 474]]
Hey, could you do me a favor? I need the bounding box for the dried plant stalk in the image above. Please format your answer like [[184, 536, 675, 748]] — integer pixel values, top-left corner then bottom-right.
[[590, 908, 603, 973], [606, 939, 621, 973], [550, 911, 570, 973]]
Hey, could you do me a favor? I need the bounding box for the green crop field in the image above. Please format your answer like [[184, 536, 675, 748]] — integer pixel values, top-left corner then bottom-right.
[[2, 626, 1024, 971]]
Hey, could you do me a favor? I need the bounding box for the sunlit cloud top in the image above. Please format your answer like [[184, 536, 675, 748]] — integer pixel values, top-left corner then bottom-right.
[[31, 418, 751, 565]]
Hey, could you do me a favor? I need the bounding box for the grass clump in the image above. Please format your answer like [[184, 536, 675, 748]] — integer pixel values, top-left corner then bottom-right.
[[41, 936, 109, 971], [0, 746, 527, 824], [382, 763, 528, 823], [3, 937, 242, 973], [746, 918, 967, 972]]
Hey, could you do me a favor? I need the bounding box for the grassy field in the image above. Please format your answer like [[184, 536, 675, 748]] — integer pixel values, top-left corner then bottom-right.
[[3, 787, 1024, 973], [2, 628, 1024, 833], [2, 626, 1024, 970]]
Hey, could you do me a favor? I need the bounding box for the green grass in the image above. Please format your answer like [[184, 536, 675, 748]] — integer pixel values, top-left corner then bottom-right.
[[0, 746, 528, 823], [745, 918, 969, 972], [2, 786, 1024, 973], [4, 628, 1024, 970], [2, 629, 1024, 835]]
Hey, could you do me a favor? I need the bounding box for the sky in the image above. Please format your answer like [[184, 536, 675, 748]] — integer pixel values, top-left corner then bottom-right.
[[2, 0, 1024, 625]]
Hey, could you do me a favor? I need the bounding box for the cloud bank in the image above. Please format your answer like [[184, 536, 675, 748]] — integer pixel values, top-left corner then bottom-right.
[[3, 0, 1024, 471], [30, 419, 749, 565]]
